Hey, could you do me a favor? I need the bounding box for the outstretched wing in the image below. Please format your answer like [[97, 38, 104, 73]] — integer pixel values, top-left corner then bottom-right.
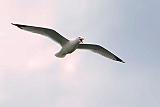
[[12, 23, 69, 46], [78, 44, 125, 63]]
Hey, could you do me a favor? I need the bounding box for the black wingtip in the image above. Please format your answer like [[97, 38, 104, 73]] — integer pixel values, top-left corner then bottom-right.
[[11, 23, 25, 29], [115, 56, 125, 63]]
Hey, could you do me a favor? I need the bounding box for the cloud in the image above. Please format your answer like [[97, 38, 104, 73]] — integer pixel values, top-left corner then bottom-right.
[[0, 0, 160, 107]]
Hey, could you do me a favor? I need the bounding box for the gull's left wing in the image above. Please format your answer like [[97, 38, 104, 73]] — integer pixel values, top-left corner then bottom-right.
[[11, 23, 69, 46]]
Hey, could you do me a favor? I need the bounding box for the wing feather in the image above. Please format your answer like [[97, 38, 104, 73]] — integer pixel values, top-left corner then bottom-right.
[[78, 44, 125, 63], [12, 23, 69, 46]]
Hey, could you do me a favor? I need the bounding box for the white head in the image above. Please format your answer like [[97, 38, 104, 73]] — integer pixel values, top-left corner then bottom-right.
[[78, 37, 84, 43]]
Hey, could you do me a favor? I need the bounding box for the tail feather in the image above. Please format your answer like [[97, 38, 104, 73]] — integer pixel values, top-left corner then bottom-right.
[[55, 52, 66, 58]]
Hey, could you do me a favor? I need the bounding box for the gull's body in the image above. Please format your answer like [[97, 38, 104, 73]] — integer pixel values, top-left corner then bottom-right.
[[55, 38, 81, 58], [12, 23, 125, 63]]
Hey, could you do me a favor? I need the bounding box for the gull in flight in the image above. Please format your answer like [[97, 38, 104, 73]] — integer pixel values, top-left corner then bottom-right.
[[12, 23, 125, 63]]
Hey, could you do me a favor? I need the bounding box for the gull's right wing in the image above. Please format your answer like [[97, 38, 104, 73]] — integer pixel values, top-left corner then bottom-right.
[[78, 44, 125, 63], [12, 23, 69, 46]]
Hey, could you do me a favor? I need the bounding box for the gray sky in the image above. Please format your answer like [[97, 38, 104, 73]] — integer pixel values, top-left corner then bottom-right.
[[0, 0, 160, 107]]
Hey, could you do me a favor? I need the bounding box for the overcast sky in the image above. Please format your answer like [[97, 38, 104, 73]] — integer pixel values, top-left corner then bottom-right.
[[0, 0, 160, 107]]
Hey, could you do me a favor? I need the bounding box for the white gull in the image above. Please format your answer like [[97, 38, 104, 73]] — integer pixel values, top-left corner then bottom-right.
[[12, 23, 125, 63]]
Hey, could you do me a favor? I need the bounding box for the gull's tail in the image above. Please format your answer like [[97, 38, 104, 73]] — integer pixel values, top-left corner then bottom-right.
[[55, 52, 66, 58]]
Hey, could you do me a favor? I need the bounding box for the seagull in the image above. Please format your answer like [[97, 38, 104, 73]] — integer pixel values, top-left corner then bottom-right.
[[11, 23, 125, 63]]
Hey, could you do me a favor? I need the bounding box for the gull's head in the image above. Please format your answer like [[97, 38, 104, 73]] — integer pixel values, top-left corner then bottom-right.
[[78, 37, 84, 43]]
